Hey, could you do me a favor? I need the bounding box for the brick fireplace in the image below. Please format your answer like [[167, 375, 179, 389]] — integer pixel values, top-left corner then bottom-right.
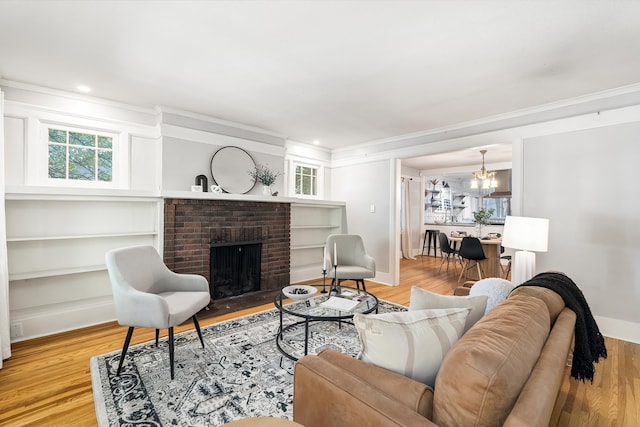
[[163, 198, 291, 300]]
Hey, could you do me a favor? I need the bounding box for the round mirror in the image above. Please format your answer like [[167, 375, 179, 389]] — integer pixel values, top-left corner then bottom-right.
[[210, 146, 256, 194]]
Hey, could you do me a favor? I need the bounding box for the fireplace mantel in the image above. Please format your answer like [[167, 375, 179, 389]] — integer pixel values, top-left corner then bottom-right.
[[161, 190, 345, 207]]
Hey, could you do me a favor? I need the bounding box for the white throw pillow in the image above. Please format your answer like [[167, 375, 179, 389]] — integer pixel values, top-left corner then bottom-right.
[[468, 278, 514, 313], [409, 286, 487, 333], [354, 307, 470, 388]]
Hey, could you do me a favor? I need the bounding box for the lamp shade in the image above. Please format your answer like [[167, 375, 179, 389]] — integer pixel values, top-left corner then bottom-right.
[[501, 216, 549, 252]]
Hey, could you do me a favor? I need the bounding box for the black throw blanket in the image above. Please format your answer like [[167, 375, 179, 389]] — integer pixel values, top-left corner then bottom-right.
[[513, 272, 607, 382]]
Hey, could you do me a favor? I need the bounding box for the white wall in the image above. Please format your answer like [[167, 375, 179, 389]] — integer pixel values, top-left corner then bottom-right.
[[520, 122, 640, 343], [160, 111, 287, 196], [331, 159, 396, 285]]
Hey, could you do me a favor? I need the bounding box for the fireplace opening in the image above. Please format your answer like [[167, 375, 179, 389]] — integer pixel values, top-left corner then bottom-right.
[[210, 240, 262, 300]]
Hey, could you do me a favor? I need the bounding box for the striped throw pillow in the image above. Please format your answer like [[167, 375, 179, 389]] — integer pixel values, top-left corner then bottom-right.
[[354, 308, 470, 388]]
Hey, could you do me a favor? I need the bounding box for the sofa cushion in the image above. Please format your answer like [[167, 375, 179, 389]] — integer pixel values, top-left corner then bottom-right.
[[409, 286, 487, 333], [433, 294, 551, 426], [354, 307, 470, 388]]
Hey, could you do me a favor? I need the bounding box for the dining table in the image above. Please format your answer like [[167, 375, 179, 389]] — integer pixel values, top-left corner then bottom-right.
[[449, 236, 503, 280]]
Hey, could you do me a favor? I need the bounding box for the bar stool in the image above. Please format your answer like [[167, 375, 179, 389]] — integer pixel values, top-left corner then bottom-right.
[[421, 229, 439, 257]]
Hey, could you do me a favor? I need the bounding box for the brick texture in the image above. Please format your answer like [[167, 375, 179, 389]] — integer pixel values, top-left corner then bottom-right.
[[164, 198, 291, 298]]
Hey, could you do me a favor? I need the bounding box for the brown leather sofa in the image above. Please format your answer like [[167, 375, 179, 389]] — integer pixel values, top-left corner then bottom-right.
[[293, 286, 576, 427]]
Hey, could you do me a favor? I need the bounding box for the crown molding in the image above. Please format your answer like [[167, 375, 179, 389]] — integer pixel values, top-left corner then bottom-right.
[[0, 79, 157, 115], [332, 82, 640, 160]]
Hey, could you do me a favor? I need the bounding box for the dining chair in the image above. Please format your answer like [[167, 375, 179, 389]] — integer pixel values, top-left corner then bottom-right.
[[500, 245, 512, 280], [438, 232, 461, 273], [326, 234, 376, 293], [105, 245, 211, 380], [457, 237, 487, 283]]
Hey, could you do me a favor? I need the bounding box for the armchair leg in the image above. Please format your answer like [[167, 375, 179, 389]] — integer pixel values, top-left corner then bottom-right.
[[356, 279, 367, 293], [329, 278, 337, 294], [116, 326, 135, 376], [155, 329, 160, 347], [193, 315, 205, 348], [168, 327, 175, 380]]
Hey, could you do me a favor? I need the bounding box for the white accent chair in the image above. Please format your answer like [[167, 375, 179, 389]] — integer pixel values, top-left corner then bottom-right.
[[105, 245, 210, 380], [326, 234, 376, 293]]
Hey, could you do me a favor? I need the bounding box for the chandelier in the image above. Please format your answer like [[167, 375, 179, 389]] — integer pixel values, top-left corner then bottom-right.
[[470, 150, 497, 190]]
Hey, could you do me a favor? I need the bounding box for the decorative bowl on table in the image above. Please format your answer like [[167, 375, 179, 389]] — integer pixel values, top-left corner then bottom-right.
[[282, 285, 317, 300]]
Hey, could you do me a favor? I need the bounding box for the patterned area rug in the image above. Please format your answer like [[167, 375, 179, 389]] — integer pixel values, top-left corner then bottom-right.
[[91, 298, 405, 426]]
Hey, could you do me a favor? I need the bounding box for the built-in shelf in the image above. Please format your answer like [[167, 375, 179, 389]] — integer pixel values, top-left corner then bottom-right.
[[290, 225, 341, 230], [7, 231, 158, 242], [290, 203, 345, 283], [10, 264, 107, 281], [291, 244, 325, 250]]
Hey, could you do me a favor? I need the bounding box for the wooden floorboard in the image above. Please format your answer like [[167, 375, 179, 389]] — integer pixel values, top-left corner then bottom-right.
[[0, 255, 637, 426]]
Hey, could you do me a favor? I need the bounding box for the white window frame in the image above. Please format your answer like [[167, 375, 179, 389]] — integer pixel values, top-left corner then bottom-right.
[[289, 161, 324, 199], [32, 121, 128, 189]]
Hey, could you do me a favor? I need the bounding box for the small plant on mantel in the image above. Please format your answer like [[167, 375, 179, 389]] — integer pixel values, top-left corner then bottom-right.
[[249, 164, 281, 195]]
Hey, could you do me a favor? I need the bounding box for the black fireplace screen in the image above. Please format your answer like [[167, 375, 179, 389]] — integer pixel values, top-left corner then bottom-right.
[[210, 240, 262, 300]]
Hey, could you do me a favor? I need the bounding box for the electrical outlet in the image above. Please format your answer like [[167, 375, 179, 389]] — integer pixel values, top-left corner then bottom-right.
[[10, 322, 23, 338]]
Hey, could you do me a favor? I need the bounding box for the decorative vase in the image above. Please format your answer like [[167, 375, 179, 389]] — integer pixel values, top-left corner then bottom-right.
[[262, 185, 271, 196]]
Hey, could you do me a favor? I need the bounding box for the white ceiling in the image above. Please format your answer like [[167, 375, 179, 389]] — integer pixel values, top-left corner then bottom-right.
[[1, 1, 640, 159]]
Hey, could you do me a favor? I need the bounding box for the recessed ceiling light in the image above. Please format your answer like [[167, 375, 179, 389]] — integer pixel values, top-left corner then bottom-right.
[[76, 85, 91, 93], [313, 140, 320, 145]]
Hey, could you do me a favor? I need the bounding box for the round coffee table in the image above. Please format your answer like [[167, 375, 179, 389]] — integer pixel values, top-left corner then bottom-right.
[[274, 285, 379, 361]]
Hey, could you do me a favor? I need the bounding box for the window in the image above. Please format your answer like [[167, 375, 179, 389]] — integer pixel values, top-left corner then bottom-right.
[[47, 127, 113, 182], [295, 164, 318, 196]]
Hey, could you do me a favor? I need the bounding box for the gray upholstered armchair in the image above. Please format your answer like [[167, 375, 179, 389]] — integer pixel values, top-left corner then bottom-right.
[[105, 245, 210, 379], [326, 234, 376, 293]]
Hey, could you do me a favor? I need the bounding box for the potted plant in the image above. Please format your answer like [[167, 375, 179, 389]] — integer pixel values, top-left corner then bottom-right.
[[248, 164, 281, 196], [472, 207, 494, 238]]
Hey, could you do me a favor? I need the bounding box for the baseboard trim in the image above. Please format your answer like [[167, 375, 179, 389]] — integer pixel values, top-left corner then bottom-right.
[[10, 300, 116, 343], [595, 315, 640, 344]]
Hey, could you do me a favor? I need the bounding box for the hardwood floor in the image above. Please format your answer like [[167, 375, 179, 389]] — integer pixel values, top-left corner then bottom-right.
[[0, 255, 637, 426]]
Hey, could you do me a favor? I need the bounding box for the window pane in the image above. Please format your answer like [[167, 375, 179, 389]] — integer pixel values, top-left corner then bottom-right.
[[295, 174, 301, 194], [302, 175, 311, 194], [294, 164, 319, 196], [48, 144, 66, 178], [98, 136, 112, 149], [69, 132, 96, 147], [48, 129, 66, 143], [68, 147, 95, 180], [98, 150, 113, 181]]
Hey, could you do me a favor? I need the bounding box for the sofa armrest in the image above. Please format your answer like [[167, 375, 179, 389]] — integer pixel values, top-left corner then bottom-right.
[[294, 354, 437, 427], [317, 349, 433, 417], [504, 307, 577, 427]]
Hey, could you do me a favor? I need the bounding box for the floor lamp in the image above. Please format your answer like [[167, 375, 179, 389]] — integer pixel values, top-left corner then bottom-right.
[[501, 216, 549, 285]]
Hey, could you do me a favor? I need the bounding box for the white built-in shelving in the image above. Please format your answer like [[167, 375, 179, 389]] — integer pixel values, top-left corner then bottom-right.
[[5, 190, 162, 341], [290, 201, 345, 283]]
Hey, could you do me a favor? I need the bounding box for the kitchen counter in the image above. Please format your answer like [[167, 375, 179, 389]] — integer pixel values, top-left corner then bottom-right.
[[422, 223, 505, 237]]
